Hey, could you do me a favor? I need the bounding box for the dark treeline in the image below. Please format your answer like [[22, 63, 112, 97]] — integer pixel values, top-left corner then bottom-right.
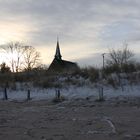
[[0, 42, 140, 89]]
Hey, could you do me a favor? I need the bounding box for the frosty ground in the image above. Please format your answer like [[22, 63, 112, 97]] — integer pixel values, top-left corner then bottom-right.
[[0, 85, 140, 140]]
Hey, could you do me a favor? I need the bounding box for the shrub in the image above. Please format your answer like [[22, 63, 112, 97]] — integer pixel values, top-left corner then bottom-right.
[[121, 63, 136, 73], [104, 64, 120, 75], [107, 77, 118, 88], [72, 67, 99, 82], [0, 63, 11, 73], [52, 95, 66, 103], [104, 62, 137, 75], [88, 67, 99, 82], [33, 76, 62, 89]]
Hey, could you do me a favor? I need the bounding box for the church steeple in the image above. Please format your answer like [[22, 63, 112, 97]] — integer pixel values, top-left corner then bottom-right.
[[55, 38, 62, 60]]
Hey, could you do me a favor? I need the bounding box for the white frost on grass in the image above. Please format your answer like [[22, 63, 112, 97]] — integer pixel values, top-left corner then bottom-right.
[[0, 84, 140, 101]]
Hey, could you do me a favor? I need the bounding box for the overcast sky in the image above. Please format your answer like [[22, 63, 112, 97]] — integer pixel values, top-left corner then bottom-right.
[[0, 0, 140, 67]]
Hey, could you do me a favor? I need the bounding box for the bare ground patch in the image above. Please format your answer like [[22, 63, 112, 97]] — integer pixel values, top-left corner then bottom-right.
[[0, 97, 140, 140]]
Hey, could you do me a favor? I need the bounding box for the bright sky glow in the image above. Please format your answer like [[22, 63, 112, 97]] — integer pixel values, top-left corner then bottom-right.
[[0, 0, 140, 67]]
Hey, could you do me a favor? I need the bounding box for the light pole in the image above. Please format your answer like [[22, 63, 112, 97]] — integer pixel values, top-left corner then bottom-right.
[[98, 53, 106, 101]]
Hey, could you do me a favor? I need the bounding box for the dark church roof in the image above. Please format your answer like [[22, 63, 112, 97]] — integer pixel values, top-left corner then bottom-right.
[[48, 40, 78, 72]]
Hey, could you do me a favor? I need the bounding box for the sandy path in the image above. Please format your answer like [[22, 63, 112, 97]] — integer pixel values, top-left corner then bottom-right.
[[0, 97, 140, 140]]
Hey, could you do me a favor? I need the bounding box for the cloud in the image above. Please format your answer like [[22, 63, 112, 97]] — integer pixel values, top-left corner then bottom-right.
[[0, 0, 140, 66]]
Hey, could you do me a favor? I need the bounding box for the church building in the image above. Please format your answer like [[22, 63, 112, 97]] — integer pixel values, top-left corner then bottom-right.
[[48, 40, 78, 73]]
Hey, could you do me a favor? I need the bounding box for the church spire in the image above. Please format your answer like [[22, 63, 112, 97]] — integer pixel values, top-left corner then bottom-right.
[[55, 38, 62, 60]]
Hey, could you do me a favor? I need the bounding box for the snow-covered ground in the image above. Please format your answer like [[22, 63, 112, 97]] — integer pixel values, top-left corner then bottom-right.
[[0, 84, 140, 101]]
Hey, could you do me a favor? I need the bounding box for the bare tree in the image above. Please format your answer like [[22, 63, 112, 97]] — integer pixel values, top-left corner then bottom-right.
[[0, 42, 41, 72], [107, 45, 134, 69], [23, 46, 41, 71], [0, 42, 27, 72]]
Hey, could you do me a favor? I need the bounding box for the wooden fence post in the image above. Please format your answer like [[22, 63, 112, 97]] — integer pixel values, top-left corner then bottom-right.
[[55, 89, 61, 99], [27, 89, 31, 100], [98, 86, 104, 101], [3, 87, 8, 100]]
